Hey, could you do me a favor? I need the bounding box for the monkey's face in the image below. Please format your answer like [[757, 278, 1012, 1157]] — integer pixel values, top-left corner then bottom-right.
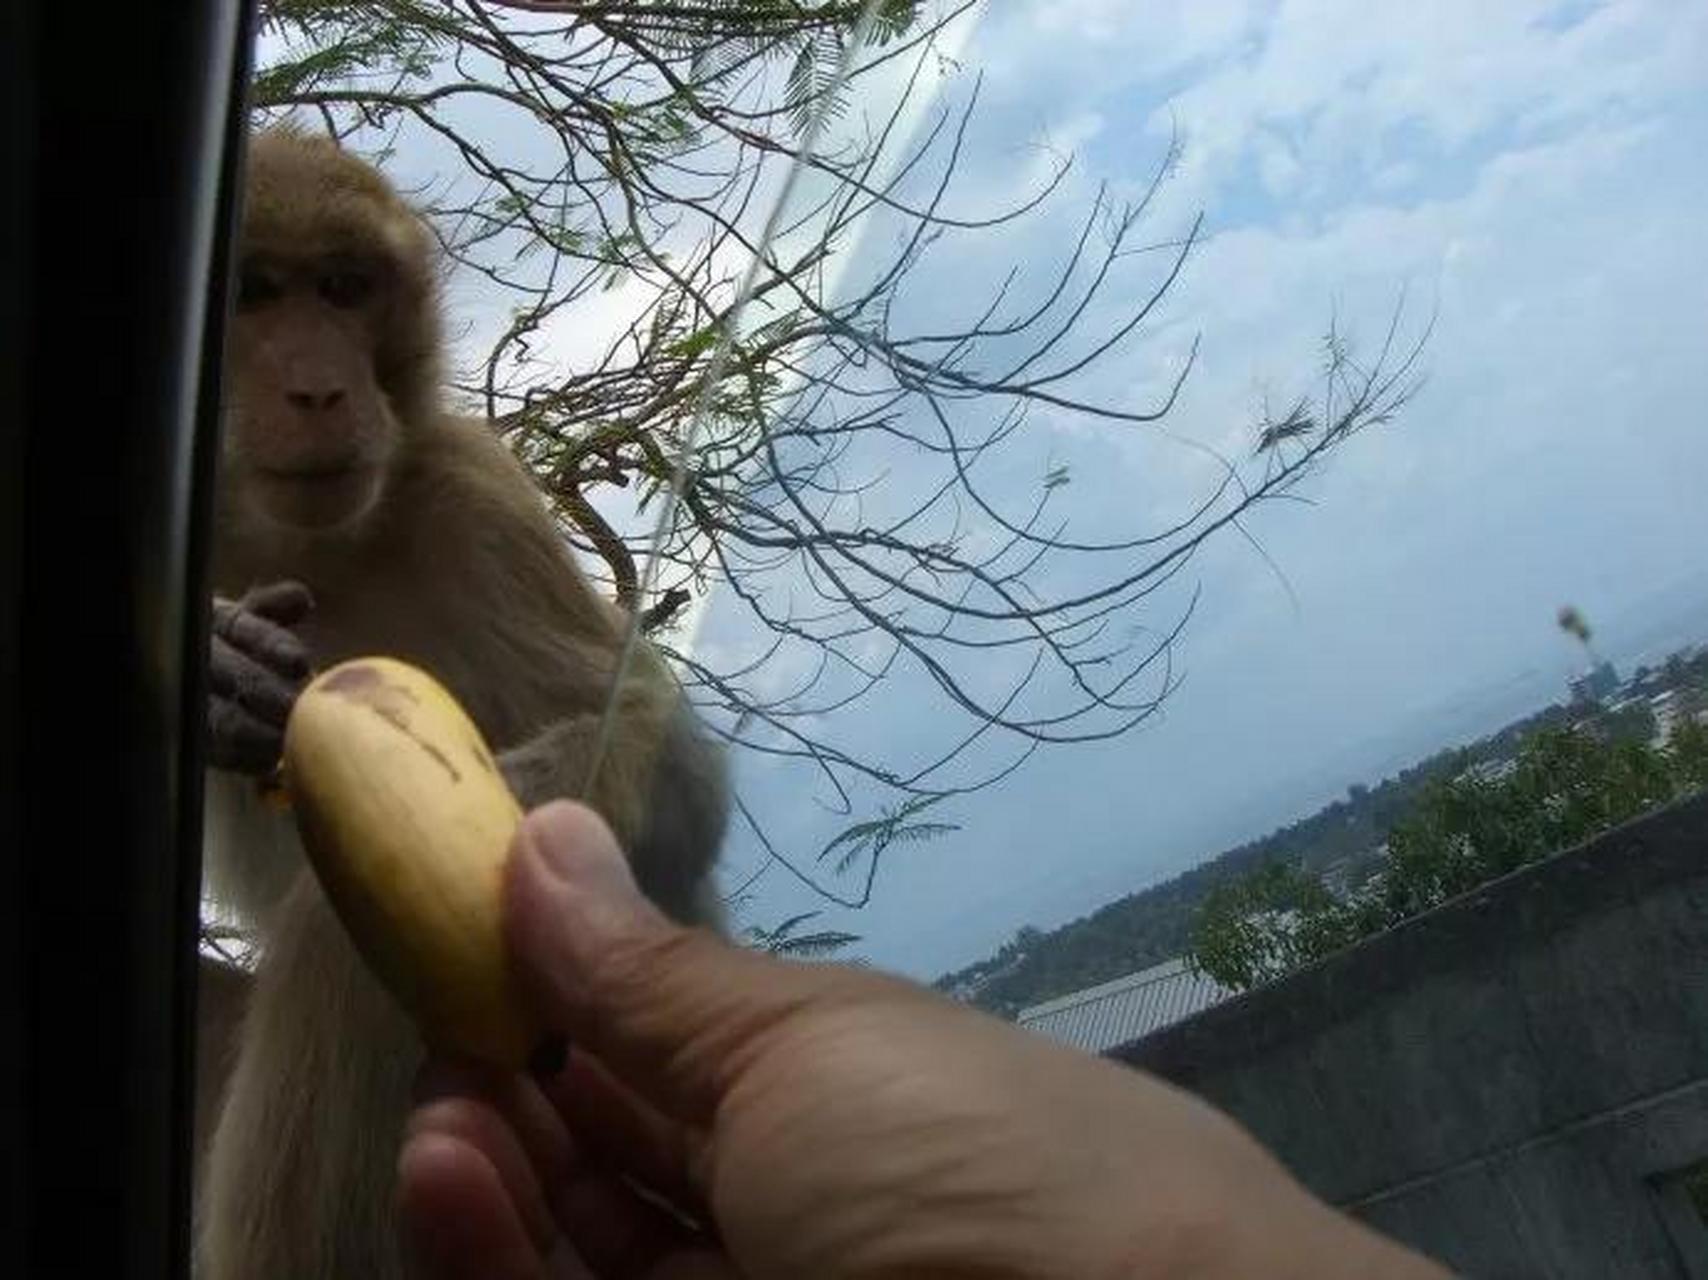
[[222, 250, 405, 533]]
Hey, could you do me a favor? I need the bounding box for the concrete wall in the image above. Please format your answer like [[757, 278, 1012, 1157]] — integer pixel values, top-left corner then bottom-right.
[[1113, 791, 1708, 1278]]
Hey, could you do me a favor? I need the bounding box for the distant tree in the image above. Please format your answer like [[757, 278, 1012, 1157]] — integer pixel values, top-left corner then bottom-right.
[[941, 650, 1707, 1014], [745, 910, 863, 959], [1187, 861, 1342, 992], [1670, 719, 1708, 790], [1191, 724, 1708, 991]]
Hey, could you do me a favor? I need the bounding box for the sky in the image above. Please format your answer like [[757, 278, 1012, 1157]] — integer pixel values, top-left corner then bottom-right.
[[695, 0, 1708, 978], [294, 2, 1708, 982]]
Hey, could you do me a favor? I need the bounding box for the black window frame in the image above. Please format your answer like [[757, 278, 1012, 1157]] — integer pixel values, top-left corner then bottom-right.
[[4, 2, 258, 1274]]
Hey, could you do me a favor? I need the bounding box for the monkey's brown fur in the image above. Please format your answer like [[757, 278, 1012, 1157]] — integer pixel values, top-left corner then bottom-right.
[[197, 129, 728, 1279]]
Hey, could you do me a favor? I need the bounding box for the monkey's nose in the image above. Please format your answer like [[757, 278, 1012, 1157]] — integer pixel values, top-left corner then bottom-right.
[[286, 388, 347, 412]]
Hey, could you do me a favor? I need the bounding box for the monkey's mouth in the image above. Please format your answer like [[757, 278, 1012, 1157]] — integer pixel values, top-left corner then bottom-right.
[[254, 462, 381, 530]]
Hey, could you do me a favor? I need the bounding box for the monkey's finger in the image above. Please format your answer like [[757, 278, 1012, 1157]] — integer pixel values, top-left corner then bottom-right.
[[406, 1091, 561, 1257], [398, 1131, 552, 1280], [206, 695, 285, 775], [212, 597, 311, 677], [241, 579, 315, 627], [209, 635, 302, 724]]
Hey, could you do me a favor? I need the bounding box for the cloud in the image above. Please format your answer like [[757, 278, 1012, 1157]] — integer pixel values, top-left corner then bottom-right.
[[723, 0, 1708, 978], [283, 2, 1708, 978]]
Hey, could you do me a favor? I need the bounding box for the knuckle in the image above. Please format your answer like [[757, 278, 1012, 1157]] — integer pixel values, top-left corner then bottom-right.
[[207, 642, 236, 686], [582, 918, 697, 1004], [230, 664, 262, 700], [207, 697, 234, 734], [223, 615, 260, 654]]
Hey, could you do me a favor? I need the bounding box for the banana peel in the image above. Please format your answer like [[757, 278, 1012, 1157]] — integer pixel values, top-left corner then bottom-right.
[[278, 656, 543, 1067]]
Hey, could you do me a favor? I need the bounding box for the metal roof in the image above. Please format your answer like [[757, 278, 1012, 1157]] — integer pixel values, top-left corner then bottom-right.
[[1015, 957, 1232, 1054]]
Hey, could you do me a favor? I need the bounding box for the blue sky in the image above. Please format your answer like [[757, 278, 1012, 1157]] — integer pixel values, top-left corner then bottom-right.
[[698, 0, 1708, 978]]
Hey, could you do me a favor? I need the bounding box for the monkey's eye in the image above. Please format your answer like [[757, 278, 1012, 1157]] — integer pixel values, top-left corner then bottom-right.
[[236, 264, 282, 311], [318, 265, 377, 309]]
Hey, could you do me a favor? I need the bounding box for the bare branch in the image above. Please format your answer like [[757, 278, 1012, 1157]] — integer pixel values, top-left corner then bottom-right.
[[241, 0, 1429, 921]]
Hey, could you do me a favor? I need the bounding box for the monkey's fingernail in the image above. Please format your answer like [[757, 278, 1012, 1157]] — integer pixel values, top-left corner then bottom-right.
[[528, 1035, 569, 1080]]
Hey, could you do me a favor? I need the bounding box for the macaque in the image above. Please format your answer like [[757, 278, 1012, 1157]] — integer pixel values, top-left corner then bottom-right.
[[196, 128, 729, 1279]]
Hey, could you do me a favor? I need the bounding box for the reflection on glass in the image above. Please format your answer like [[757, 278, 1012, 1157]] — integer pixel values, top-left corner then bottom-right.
[[195, 5, 1708, 1278]]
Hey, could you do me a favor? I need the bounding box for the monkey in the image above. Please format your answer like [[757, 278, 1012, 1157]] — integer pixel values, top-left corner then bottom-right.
[[195, 127, 729, 1279]]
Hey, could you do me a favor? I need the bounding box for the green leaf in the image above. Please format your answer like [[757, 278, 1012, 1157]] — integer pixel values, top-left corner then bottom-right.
[[666, 324, 722, 360]]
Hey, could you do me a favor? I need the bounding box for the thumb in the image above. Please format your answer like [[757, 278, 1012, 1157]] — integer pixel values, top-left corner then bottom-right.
[[503, 800, 834, 1124]]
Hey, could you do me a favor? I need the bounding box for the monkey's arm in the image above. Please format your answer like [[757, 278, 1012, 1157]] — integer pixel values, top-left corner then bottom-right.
[[197, 877, 419, 1280], [497, 689, 729, 926], [202, 582, 319, 927], [202, 771, 315, 930]]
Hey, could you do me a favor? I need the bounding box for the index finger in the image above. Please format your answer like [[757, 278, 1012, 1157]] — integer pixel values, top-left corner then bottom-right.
[[212, 599, 310, 677], [243, 580, 315, 626], [398, 1131, 554, 1280], [540, 1050, 708, 1221]]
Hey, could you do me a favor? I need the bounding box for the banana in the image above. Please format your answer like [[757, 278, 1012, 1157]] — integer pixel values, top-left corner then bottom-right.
[[281, 656, 541, 1067]]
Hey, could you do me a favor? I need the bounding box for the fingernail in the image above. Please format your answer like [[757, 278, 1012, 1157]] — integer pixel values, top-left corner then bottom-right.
[[508, 803, 665, 998], [521, 803, 640, 905]]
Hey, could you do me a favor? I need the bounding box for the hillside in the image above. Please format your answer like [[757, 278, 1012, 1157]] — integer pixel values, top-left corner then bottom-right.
[[934, 650, 1708, 1018]]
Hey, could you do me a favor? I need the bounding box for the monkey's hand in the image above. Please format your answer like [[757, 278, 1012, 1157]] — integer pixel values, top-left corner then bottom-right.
[[207, 581, 314, 775]]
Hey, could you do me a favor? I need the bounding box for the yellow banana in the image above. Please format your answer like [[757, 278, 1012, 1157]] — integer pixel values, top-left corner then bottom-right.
[[281, 656, 541, 1067]]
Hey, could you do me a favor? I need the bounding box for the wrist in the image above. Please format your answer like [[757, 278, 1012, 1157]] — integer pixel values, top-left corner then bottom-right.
[[1156, 1188, 1451, 1280], [1072, 1109, 1450, 1280]]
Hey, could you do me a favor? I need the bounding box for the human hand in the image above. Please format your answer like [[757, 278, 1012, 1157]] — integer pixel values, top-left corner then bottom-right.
[[398, 801, 1450, 1280]]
